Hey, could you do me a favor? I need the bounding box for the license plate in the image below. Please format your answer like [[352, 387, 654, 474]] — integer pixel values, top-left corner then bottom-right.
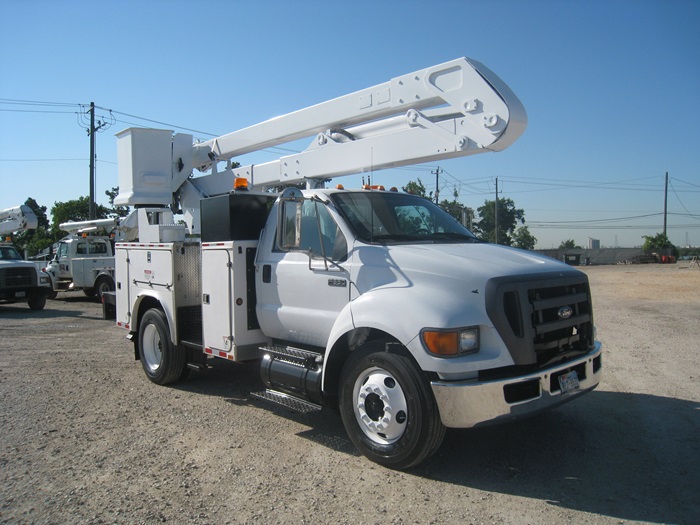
[[15, 291, 26, 298], [558, 370, 580, 394]]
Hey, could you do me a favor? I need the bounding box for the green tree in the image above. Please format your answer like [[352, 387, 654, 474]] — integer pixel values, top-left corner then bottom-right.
[[402, 178, 431, 200], [403, 179, 468, 224], [23, 227, 55, 259], [512, 226, 537, 250], [558, 239, 582, 250], [472, 198, 525, 246], [642, 233, 676, 256], [438, 187, 468, 223], [51, 196, 111, 234]]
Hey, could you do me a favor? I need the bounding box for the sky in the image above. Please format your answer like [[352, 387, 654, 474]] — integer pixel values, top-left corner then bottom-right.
[[1, 0, 699, 249]]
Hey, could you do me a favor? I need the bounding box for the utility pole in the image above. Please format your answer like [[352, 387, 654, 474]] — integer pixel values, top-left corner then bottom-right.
[[89, 102, 96, 220], [87, 102, 109, 220], [494, 177, 499, 244], [432, 167, 441, 204], [663, 171, 668, 237]]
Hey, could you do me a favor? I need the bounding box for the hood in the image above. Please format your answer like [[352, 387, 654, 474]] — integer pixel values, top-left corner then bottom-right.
[[352, 242, 579, 294]]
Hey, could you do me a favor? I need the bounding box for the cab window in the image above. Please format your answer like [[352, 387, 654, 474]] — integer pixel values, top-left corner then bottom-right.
[[281, 200, 347, 262]]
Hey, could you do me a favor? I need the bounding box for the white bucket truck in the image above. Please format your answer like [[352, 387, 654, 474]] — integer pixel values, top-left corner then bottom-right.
[[112, 57, 602, 469], [44, 214, 137, 300], [0, 205, 52, 310]]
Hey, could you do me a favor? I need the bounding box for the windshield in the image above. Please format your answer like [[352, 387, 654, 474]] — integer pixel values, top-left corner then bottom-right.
[[330, 191, 479, 244], [0, 246, 23, 260]]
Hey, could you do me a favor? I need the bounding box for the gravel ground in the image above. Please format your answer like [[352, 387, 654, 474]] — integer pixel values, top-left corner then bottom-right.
[[1, 263, 698, 525]]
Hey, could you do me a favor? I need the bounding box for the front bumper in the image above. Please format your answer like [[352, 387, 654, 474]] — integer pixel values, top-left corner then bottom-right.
[[431, 341, 602, 428], [0, 285, 52, 301]]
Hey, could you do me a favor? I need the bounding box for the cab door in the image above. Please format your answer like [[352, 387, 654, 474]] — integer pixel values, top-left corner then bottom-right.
[[256, 193, 351, 348]]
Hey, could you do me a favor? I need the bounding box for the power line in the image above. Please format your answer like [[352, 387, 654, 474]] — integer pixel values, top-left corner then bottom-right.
[[103, 107, 217, 137], [0, 158, 88, 162], [0, 158, 116, 164], [669, 180, 700, 221], [0, 109, 77, 114], [0, 98, 80, 107]]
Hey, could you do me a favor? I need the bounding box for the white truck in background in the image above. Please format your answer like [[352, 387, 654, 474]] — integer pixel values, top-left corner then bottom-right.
[[44, 215, 137, 301], [0, 205, 52, 310], [112, 57, 602, 469]]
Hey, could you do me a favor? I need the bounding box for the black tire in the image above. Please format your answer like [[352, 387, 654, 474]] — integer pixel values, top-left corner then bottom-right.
[[137, 308, 187, 385], [48, 291, 58, 300], [27, 293, 47, 311], [94, 275, 115, 302], [339, 342, 446, 470], [83, 288, 96, 298]]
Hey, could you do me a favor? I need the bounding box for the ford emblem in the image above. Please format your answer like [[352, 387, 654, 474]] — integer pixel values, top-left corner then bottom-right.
[[558, 305, 573, 319]]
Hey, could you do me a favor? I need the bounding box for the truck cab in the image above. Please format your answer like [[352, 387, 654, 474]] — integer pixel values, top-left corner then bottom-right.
[[45, 234, 116, 299]]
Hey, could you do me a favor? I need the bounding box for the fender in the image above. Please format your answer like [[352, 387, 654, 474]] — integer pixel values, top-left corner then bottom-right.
[[323, 283, 516, 388], [130, 289, 178, 344]]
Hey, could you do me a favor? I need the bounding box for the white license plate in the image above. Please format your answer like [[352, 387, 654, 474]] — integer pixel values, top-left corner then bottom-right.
[[15, 291, 26, 298], [558, 370, 580, 394]]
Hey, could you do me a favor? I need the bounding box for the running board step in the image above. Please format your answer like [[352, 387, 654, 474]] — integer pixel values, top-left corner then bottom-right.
[[250, 389, 322, 414], [259, 344, 323, 368], [186, 362, 211, 371]]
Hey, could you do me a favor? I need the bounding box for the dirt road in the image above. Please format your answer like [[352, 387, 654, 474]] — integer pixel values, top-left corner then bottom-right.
[[1, 264, 698, 524]]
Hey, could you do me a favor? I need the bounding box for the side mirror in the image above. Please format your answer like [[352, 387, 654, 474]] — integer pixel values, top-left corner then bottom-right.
[[277, 187, 304, 251]]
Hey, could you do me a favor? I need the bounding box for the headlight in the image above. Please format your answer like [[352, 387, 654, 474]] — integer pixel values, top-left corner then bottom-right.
[[421, 326, 480, 357], [40, 276, 50, 284]]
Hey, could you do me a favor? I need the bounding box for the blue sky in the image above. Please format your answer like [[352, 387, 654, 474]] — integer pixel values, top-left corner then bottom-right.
[[1, 0, 699, 249]]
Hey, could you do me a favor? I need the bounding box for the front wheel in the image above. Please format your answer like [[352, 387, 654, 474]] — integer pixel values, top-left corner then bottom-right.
[[339, 343, 445, 470], [138, 308, 186, 385], [27, 293, 47, 310]]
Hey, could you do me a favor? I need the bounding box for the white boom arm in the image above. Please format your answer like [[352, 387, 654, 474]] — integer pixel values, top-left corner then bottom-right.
[[115, 57, 527, 229], [0, 205, 38, 235], [59, 211, 139, 241], [59, 218, 120, 234]]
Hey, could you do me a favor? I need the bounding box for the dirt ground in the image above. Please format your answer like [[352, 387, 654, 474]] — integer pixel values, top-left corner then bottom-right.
[[1, 264, 699, 525]]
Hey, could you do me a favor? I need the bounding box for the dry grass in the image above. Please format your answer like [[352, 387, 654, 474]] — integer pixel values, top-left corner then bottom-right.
[[582, 263, 700, 303]]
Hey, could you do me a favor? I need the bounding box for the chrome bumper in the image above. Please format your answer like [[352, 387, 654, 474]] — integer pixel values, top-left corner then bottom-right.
[[431, 342, 602, 428]]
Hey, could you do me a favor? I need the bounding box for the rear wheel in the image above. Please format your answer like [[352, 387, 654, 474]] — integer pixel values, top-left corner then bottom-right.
[[94, 275, 114, 302], [339, 343, 445, 470], [138, 308, 186, 385]]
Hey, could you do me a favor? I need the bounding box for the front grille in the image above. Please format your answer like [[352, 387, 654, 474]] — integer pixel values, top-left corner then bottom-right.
[[486, 272, 594, 369], [0, 267, 35, 288], [529, 281, 592, 366]]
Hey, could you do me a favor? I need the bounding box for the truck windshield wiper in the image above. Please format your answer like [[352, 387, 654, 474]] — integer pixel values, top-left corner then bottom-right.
[[430, 232, 481, 243]]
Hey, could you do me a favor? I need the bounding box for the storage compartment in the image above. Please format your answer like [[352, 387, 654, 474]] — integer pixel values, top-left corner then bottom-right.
[[200, 192, 275, 242]]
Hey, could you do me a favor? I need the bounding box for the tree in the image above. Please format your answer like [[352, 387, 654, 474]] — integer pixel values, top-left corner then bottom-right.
[[558, 239, 582, 250], [642, 233, 677, 256], [472, 198, 525, 246], [402, 179, 468, 224], [438, 187, 468, 223], [24, 198, 49, 229], [402, 178, 432, 200], [51, 196, 111, 234], [512, 226, 537, 250]]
